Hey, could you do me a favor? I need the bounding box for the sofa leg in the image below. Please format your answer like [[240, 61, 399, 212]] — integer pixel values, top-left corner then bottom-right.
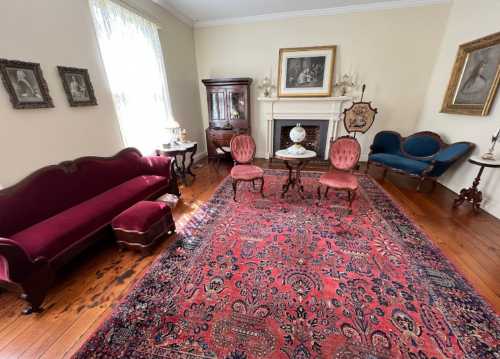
[[382, 167, 388, 180], [417, 177, 425, 192]]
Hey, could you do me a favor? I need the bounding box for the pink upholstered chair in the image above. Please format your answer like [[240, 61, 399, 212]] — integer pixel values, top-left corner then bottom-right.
[[230, 135, 264, 201], [318, 136, 361, 209]]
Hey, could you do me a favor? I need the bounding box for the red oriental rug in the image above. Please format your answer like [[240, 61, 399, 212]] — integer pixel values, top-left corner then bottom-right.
[[75, 170, 499, 358]]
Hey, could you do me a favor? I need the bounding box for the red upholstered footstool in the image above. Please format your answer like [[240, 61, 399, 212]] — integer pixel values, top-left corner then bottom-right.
[[112, 201, 175, 255]]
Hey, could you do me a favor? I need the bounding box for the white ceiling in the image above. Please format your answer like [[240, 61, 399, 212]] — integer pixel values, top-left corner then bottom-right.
[[153, 0, 447, 26]]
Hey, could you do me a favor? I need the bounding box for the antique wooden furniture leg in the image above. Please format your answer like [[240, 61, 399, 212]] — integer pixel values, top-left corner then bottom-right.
[[232, 179, 238, 201], [281, 160, 307, 199], [453, 166, 484, 213], [259, 177, 265, 198], [453, 157, 500, 213], [186, 143, 197, 178]]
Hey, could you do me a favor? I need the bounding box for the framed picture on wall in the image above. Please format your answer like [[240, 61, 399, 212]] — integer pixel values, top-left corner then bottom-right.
[[278, 45, 336, 97], [0, 59, 54, 109], [58, 66, 97, 107], [442, 31, 500, 116]]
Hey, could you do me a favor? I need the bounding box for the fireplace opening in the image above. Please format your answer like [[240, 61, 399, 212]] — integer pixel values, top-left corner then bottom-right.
[[273, 120, 329, 159]]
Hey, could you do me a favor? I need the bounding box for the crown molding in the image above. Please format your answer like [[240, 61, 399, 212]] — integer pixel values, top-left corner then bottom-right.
[[152, 0, 194, 27], [194, 0, 451, 28]]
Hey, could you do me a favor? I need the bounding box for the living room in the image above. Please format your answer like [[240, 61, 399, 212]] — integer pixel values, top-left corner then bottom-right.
[[0, 0, 498, 358]]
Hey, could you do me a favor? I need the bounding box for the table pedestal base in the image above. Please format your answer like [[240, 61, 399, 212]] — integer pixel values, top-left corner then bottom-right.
[[281, 160, 308, 199], [453, 166, 483, 213]]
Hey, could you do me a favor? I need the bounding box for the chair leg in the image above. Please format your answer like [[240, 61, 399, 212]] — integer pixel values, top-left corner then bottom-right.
[[324, 187, 329, 199], [232, 179, 237, 201], [252, 179, 256, 190], [365, 161, 370, 174], [347, 190, 351, 203], [259, 177, 265, 198], [317, 185, 322, 200]]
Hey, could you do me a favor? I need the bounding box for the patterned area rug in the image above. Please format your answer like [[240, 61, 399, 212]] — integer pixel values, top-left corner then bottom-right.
[[75, 170, 499, 358]]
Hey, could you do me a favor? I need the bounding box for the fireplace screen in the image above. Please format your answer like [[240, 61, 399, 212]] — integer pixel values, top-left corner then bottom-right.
[[273, 120, 329, 158]]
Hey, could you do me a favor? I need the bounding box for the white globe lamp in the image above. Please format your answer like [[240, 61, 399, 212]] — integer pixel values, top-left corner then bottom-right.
[[287, 124, 307, 155]]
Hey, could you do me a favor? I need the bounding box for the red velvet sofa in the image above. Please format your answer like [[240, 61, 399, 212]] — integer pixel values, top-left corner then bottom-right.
[[0, 148, 178, 314]]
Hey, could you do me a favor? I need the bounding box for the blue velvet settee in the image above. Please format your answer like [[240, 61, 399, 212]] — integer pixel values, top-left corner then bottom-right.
[[366, 131, 474, 191]]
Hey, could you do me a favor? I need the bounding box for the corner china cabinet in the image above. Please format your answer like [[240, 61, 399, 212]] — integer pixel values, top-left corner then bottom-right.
[[202, 78, 252, 159]]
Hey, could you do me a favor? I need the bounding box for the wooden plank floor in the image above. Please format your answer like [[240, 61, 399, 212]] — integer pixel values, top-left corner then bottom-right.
[[0, 159, 498, 358]]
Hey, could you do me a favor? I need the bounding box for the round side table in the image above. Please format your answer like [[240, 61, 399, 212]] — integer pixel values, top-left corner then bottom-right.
[[453, 155, 500, 212], [156, 141, 198, 185], [275, 149, 316, 198]]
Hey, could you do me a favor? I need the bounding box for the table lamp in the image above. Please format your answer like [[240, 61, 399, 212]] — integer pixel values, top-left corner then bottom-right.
[[164, 120, 180, 148], [482, 127, 500, 160]]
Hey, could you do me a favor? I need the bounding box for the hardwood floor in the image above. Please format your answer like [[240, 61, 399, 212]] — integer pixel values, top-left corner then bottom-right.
[[0, 159, 498, 358]]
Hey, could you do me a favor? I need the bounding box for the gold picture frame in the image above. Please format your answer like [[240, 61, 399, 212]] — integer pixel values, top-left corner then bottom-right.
[[278, 45, 336, 98], [441, 32, 500, 116]]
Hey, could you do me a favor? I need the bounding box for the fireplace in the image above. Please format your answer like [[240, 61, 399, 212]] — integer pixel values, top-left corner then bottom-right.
[[273, 120, 329, 158]]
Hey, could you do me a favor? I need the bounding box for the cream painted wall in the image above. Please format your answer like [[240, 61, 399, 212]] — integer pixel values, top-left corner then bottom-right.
[[0, 0, 203, 188], [194, 4, 451, 159], [416, 0, 500, 218]]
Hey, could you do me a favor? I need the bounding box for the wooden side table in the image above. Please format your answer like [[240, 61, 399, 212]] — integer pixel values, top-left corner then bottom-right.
[[156, 141, 197, 185], [453, 155, 500, 212], [275, 149, 316, 198]]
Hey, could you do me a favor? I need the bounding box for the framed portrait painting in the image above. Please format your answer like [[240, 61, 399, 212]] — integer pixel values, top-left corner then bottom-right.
[[442, 31, 500, 116], [0, 59, 54, 109], [58, 66, 97, 107], [278, 46, 336, 97]]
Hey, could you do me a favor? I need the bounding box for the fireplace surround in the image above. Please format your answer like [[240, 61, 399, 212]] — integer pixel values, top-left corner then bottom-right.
[[257, 96, 353, 160]]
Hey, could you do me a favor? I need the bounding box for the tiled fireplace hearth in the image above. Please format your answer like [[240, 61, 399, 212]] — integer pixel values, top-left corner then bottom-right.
[[257, 96, 353, 160]]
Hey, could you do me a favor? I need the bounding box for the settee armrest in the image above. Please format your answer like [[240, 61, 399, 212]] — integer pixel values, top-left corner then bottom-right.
[[140, 156, 173, 179], [425, 142, 474, 177], [0, 238, 48, 284]]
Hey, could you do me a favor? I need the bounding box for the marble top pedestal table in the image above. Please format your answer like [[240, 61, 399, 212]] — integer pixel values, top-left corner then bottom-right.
[[453, 155, 500, 213], [156, 141, 197, 185], [275, 149, 316, 199]]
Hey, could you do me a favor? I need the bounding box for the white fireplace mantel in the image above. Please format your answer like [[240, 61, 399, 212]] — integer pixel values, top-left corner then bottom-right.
[[257, 96, 353, 160]]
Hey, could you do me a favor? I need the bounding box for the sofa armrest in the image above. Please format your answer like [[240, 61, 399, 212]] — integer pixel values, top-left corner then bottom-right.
[[0, 238, 48, 284], [425, 142, 474, 177], [140, 156, 173, 179]]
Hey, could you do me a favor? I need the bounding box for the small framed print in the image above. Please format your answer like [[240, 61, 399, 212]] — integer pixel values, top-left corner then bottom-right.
[[442, 32, 500, 116], [0, 59, 54, 109], [278, 46, 336, 97], [58, 66, 97, 107]]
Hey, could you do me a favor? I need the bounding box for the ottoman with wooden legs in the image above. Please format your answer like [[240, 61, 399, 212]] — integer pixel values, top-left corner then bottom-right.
[[111, 201, 175, 255]]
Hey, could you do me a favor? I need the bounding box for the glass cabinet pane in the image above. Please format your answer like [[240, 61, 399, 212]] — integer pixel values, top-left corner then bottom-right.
[[209, 92, 226, 123], [228, 90, 246, 121]]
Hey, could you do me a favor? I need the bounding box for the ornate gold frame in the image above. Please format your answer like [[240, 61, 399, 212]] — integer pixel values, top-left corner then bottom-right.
[[278, 45, 336, 98], [441, 32, 500, 116]]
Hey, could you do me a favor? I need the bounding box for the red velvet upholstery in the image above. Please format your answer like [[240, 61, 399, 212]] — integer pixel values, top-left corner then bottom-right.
[[112, 201, 170, 233], [230, 165, 264, 181], [12, 176, 167, 260], [318, 137, 361, 208], [329, 137, 361, 170], [230, 135, 256, 164], [0, 149, 171, 238], [0, 148, 175, 313], [319, 170, 358, 190]]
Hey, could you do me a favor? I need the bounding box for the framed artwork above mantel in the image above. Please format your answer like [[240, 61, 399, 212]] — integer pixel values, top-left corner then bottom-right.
[[277, 45, 336, 98], [441, 31, 500, 116]]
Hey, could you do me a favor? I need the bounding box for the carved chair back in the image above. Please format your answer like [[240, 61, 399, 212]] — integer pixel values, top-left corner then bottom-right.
[[329, 136, 361, 171], [230, 134, 256, 164]]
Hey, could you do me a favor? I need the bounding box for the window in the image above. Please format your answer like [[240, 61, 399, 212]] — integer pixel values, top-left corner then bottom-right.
[[89, 0, 173, 155]]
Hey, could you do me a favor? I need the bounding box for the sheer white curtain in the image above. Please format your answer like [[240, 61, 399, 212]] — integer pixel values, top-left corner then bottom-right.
[[89, 0, 173, 155]]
